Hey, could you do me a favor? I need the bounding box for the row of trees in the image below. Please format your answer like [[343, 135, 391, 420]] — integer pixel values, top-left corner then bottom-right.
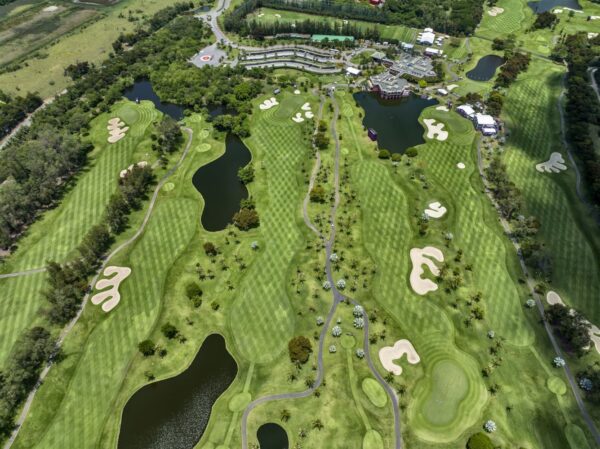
[[224, 0, 484, 38], [0, 90, 42, 139], [494, 51, 531, 88], [557, 33, 600, 205], [546, 303, 591, 354]]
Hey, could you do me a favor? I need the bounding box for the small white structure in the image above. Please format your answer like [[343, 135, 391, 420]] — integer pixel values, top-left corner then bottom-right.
[[346, 66, 361, 76], [437, 88, 448, 96], [482, 127, 497, 136], [424, 47, 443, 57], [417, 32, 436, 46], [474, 113, 496, 131], [457, 104, 475, 118]]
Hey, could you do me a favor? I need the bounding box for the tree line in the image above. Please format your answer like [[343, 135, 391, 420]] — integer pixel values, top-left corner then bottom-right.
[[554, 33, 600, 206], [494, 51, 531, 88], [0, 90, 43, 139], [224, 0, 484, 38]]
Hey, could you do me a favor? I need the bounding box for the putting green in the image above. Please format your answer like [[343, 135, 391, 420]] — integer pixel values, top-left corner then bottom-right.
[[341, 147, 349, 155], [362, 429, 384, 449], [199, 129, 210, 139], [361, 378, 387, 408], [162, 182, 175, 192], [196, 143, 211, 153], [115, 102, 140, 125], [341, 334, 356, 349], [342, 102, 354, 118], [228, 392, 252, 412], [565, 424, 591, 449], [547, 376, 567, 396]]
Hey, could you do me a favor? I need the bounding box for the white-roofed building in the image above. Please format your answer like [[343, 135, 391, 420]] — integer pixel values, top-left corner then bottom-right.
[[346, 66, 361, 76], [417, 32, 436, 45], [457, 104, 475, 118], [475, 113, 496, 130], [424, 27, 434, 32], [482, 127, 497, 136], [437, 88, 448, 96], [424, 47, 443, 57]]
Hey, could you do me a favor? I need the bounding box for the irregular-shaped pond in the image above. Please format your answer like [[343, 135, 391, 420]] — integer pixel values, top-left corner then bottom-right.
[[353, 92, 438, 154], [117, 334, 237, 449], [466, 55, 505, 81], [123, 79, 185, 120], [527, 0, 580, 13], [192, 134, 251, 232], [257, 423, 289, 449]]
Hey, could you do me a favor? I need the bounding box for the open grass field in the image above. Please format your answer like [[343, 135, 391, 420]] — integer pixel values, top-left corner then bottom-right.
[[502, 59, 600, 323], [247, 7, 417, 43], [0, 100, 159, 369], [0, 0, 184, 98]]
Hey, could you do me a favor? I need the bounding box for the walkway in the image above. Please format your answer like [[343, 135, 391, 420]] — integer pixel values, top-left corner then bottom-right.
[[240, 93, 402, 449], [3, 127, 195, 449]]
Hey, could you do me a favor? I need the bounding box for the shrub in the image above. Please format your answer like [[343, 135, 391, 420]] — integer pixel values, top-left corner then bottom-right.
[[406, 148, 418, 157], [332, 326, 342, 337], [238, 165, 255, 183], [310, 185, 327, 203], [467, 432, 494, 449], [288, 336, 313, 364], [378, 149, 391, 159], [161, 323, 179, 339], [185, 282, 203, 299], [138, 339, 156, 356], [233, 208, 260, 230], [203, 242, 217, 256]]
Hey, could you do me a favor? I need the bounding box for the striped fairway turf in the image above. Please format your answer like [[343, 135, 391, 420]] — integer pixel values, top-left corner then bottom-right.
[[20, 198, 198, 449], [502, 61, 600, 323], [477, 0, 529, 38], [0, 101, 158, 367], [229, 93, 312, 363]]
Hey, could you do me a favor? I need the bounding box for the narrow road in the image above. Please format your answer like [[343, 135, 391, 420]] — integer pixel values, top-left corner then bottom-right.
[[475, 139, 600, 446], [241, 94, 402, 449], [590, 67, 600, 104], [3, 127, 195, 449]]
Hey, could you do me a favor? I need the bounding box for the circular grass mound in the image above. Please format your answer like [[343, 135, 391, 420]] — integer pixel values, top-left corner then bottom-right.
[[361, 378, 387, 408], [466, 432, 493, 449], [341, 334, 356, 349], [162, 182, 175, 192], [199, 129, 210, 139], [547, 376, 567, 396], [196, 143, 211, 153], [362, 429, 384, 449], [341, 147, 349, 155], [228, 392, 251, 412]]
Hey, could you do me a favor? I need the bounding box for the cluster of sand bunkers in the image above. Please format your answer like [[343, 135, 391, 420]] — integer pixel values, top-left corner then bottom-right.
[[536, 152, 567, 173], [91, 266, 132, 312], [545, 291, 600, 354], [259, 97, 279, 110], [379, 340, 421, 376], [292, 102, 313, 123], [119, 161, 148, 179], [423, 119, 448, 141], [107, 118, 129, 143], [487, 6, 504, 16], [43, 5, 59, 12], [435, 106, 449, 112]]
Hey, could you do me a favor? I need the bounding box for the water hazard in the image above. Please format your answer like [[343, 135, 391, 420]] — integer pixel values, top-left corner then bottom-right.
[[353, 92, 438, 154], [123, 79, 185, 120], [192, 134, 251, 232], [117, 334, 237, 449], [466, 55, 505, 82], [527, 0, 581, 13], [257, 423, 289, 449]]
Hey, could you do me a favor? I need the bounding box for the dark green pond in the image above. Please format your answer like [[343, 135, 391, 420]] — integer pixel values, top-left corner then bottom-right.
[[257, 423, 289, 449], [466, 55, 505, 81], [117, 334, 237, 449], [527, 0, 580, 12], [353, 92, 438, 154], [123, 79, 185, 120], [192, 134, 251, 232]]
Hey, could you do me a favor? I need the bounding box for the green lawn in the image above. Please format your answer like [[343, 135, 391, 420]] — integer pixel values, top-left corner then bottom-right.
[[0, 100, 159, 368]]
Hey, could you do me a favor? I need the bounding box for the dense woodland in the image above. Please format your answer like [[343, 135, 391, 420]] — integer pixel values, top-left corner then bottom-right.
[[0, 90, 43, 139], [234, 18, 380, 40], [554, 33, 600, 206], [224, 0, 484, 37]]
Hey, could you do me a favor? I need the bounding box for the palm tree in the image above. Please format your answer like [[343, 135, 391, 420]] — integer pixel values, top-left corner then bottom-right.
[[280, 409, 291, 422], [312, 419, 324, 430], [385, 372, 395, 383]]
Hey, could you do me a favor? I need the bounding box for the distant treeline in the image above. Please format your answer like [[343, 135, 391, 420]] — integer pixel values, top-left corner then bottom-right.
[[238, 18, 380, 40], [0, 90, 43, 139], [224, 0, 484, 38], [560, 34, 600, 206]]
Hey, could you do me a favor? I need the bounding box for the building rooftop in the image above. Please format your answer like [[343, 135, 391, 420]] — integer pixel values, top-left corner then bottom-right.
[[475, 113, 496, 126], [370, 72, 409, 95]]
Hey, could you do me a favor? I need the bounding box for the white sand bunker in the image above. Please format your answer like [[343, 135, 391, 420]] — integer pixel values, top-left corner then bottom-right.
[[107, 117, 129, 143], [43, 5, 59, 12], [294, 89, 301, 94], [424, 201, 447, 219], [546, 291, 565, 306], [259, 97, 279, 110], [120, 161, 148, 178], [91, 266, 132, 312], [292, 112, 304, 123], [423, 119, 448, 141], [301, 102, 311, 111], [457, 162, 466, 169], [488, 6, 504, 16], [536, 152, 567, 173], [409, 246, 444, 295], [589, 325, 600, 354], [379, 340, 421, 376], [305, 111, 314, 118], [447, 84, 458, 91], [436, 106, 449, 112]]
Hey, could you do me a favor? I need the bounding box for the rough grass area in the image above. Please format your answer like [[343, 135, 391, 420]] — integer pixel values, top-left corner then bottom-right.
[[0, 100, 159, 368]]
